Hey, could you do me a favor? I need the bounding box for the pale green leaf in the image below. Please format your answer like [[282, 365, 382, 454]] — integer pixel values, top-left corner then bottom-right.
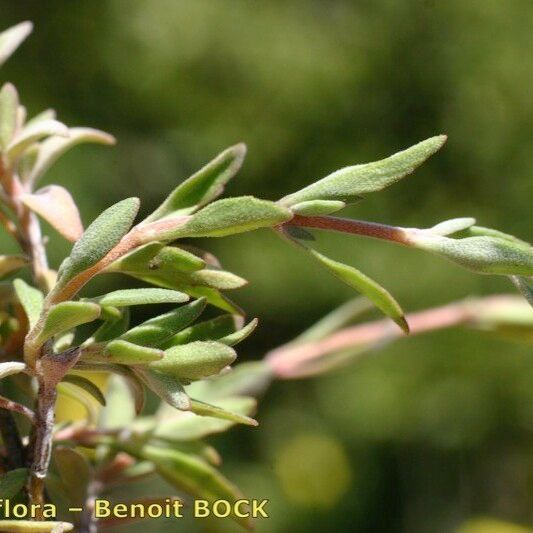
[[308, 250, 409, 333], [150, 341, 236, 380], [145, 143, 247, 221], [428, 217, 476, 236], [89, 288, 189, 307], [105, 340, 164, 364], [93, 308, 130, 342], [162, 196, 293, 239], [510, 276, 533, 307], [0, 468, 28, 499], [61, 374, 106, 406], [467, 225, 530, 247], [36, 301, 101, 345], [7, 119, 69, 159], [188, 268, 247, 290], [21, 185, 83, 242], [0, 83, 18, 149], [190, 398, 257, 426], [13, 278, 43, 329], [98, 374, 136, 429], [0, 21, 33, 67], [291, 199, 346, 216], [0, 361, 27, 379], [280, 135, 447, 206], [28, 127, 116, 184], [134, 368, 190, 410], [58, 197, 140, 283]]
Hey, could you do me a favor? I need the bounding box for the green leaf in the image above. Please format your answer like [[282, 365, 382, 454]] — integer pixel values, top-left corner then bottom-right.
[[28, 127, 116, 185], [145, 143, 247, 221], [467, 225, 531, 247], [13, 278, 44, 329], [428, 217, 476, 236], [291, 199, 347, 216], [36, 301, 101, 345], [61, 374, 106, 406], [0, 21, 33, 68], [190, 398, 257, 426], [150, 341, 236, 380], [0, 468, 28, 499], [58, 197, 140, 283], [280, 135, 447, 206], [0, 521, 74, 532], [21, 185, 83, 242], [412, 234, 533, 276], [121, 298, 206, 347], [219, 318, 258, 346], [105, 340, 164, 364], [188, 268, 247, 290], [0, 255, 27, 278], [510, 276, 533, 307], [93, 308, 130, 342], [162, 196, 293, 239], [0, 83, 18, 150], [119, 443, 251, 529], [0, 361, 27, 379], [155, 397, 257, 441], [89, 288, 189, 307], [7, 119, 69, 159], [134, 368, 190, 410], [53, 446, 91, 507], [308, 250, 409, 333]]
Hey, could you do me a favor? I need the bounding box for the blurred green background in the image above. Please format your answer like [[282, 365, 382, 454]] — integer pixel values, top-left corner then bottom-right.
[[1, 1, 532, 531]]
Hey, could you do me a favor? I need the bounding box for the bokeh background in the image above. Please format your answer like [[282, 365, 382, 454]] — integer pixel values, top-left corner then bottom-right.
[[1, 1, 532, 532]]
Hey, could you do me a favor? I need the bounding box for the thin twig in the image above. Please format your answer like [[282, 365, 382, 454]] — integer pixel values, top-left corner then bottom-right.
[[0, 394, 35, 423]]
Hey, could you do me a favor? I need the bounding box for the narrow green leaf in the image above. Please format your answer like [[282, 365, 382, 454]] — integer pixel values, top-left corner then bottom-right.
[[0, 521, 73, 532], [36, 301, 101, 345], [0, 255, 27, 278], [150, 341, 236, 380], [163, 196, 293, 239], [280, 135, 447, 206], [0, 468, 28, 499], [61, 374, 106, 406], [219, 318, 258, 346], [0, 21, 33, 67], [93, 308, 130, 342], [105, 340, 164, 364], [89, 288, 189, 307], [467, 225, 531, 246], [308, 250, 409, 333], [145, 143, 247, 221], [7, 119, 69, 159], [291, 199, 346, 216], [164, 315, 238, 346], [428, 217, 476, 236], [188, 268, 247, 290], [53, 446, 91, 507], [412, 234, 533, 276], [134, 368, 190, 410], [13, 278, 43, 329], [510, 276, 533, 307], [0, 83, 18, 149], [155, 397, 257, 441], [28, 127, 116, 184], [0, 361, 27, 379], [120, 298, 206, 347], [190, 398, 257, 426], [58, 197, 140, 283]]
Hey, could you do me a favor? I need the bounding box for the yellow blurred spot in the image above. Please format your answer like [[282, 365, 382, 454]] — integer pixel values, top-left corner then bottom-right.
[[274, 432, 351, 509], [458, 518, 533, 533]]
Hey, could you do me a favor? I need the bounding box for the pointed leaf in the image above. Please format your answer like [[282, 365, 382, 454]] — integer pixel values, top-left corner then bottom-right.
[[121, 298, 206, 347], [291, 199, 347, 216], [0, 521, 73, 532], [188, 268, 247, 290], [428, 217, 476, 236], [7, 119, 69, 159], [93, 308, 130, 342], [28, 127, 116, 184], [61, 374, 106, 406], [0, 361, 27, 379], [150, 341, 236, 380], [0, 83, 18, 149], [13, 278, 43, 329], [134, 368, 190, 410], [190, 398, 257, 426], [510, 276, 533, 307], [89, 288, 189, 307], [308, 250, 409, 333], [164, 315, 239, 346], [105, 340, 164, 364], [219, 318, 258, 346], [53, 446, 91, 507], [145, 143, 247, 221], [58, 197, 140, 283], [21, 185, 83, 242], [0, 21, 33, 67], [162, 196, 293, 239], [280, 135, 447, 206], [36, 301, 101, 345], [0, 468, 28, 499], [0, 255, 27, 278], [467, 225, 531, 246]]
